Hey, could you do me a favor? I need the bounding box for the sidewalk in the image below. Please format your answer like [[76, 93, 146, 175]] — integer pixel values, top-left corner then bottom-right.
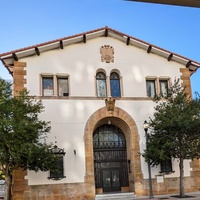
[[134, 191, 200, 199]]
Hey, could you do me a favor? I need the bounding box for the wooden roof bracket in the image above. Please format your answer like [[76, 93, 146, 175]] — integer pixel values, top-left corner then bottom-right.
[[168, 53, 173, 61], [12, 53, 18, 61], [105, 28, 108, 37], [147, 45, 152, 53], [186, 60, 191, 68], [83, 34, 86, 43], [126, 37, 130, 45], [60, 40, 64, 49], [35, 47, 40, 56]]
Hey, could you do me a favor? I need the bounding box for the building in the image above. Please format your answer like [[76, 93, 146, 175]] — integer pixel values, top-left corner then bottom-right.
[[0, 26, 200, 200], [126, 0, 200, 7]]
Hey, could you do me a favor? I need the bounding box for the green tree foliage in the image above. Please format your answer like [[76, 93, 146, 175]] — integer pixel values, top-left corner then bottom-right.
[[143, 79, 200, 197], [0, 170, 5, 180], [0, 78, 57, 200]]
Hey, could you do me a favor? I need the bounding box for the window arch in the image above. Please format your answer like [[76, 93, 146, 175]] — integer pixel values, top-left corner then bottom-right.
[[110, 72, 121, 97], [93, 125, 126, 149], [96, 72, 107, 97]]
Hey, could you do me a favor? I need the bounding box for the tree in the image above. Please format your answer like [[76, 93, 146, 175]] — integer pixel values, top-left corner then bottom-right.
[[0, 78, 57, 200], [143, 79, 200, 197]]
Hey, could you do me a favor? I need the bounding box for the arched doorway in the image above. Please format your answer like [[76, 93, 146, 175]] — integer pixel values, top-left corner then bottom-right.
[[93, 124, 129, 192], [84, 106, 143, 198]]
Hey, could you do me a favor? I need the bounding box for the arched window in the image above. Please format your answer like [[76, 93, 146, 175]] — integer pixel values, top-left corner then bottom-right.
[[110, 72, 121, 97], [93, 125, 126, 149], [96, 72, 107, 97]]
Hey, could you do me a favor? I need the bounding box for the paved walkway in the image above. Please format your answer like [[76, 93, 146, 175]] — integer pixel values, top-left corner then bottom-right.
[[134, 192, 200, 199]]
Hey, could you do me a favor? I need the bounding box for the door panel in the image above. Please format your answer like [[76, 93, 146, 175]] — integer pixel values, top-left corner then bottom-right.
[[103, 169, 120, 192], [112, 170, 120, 188], [103, 170, 111, 189]]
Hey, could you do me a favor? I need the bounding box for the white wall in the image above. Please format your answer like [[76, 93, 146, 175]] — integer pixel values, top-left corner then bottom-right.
[[20, 36, 189, 185], [22, 37, 182, 97]]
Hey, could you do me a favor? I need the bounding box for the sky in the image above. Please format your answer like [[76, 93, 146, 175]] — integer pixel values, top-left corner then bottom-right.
[[0, 0, 200, 95]]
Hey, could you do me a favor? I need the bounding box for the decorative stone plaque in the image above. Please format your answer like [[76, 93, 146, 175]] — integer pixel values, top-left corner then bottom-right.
[[157, 175, 164, 183], [100, 45, 114, 63], [105, 97, 115, 112]]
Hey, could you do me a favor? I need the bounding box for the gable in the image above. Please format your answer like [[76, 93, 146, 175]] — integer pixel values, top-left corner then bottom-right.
[[0, 26, 199, 75]]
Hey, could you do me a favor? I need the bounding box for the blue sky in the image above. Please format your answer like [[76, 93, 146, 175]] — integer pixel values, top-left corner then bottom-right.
[[0, 0, 200, 94]]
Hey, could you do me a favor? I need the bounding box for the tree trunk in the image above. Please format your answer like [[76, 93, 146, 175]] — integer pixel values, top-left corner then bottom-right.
[[179, 156, 185, 197], [4, 175, 12, 200]]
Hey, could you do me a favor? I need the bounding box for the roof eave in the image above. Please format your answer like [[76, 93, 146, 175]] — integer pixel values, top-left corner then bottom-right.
[[0, 26, 199, 75]]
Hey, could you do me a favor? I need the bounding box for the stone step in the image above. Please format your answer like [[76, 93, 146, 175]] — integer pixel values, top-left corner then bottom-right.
[[95, 192, 136, 200]]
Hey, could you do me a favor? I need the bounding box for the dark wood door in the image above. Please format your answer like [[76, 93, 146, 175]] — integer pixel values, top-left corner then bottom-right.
[[102, 169, 120, 192]]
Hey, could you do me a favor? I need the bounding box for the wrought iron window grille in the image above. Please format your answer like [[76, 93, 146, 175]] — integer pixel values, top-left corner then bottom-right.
[[159, 159, 174, 174], [48, 145, 66, 180]]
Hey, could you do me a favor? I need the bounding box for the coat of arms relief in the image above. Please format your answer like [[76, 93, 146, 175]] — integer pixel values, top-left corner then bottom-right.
[[100, 45, 114, 63]]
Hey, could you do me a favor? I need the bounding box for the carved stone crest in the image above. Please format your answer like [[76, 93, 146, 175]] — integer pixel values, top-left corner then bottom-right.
[[100, 45, 114, 63], [105, 97, 115, 112]]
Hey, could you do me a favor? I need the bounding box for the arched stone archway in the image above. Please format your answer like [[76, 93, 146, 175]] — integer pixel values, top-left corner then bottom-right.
[[84, 106, 143, 197]]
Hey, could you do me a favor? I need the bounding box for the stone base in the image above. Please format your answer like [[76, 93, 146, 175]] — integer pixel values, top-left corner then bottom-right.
[[121, 186, 130, 192], [135, 176, 200, 196], [16, 182, 95, 200], [96, 188, 103, 194], [12, 175, 200, 200]]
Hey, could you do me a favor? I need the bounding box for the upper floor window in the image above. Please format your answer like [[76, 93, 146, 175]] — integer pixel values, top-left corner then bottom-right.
[[146, 80, 156, 98], [159, 80, 168, 97], [41, 74, 69, 96], [110, 72, 121, 97], [57, 77, 69, 96], [96, 72, 107, 97], [42, 77, 54, 96], [146, 77, 170, 98]]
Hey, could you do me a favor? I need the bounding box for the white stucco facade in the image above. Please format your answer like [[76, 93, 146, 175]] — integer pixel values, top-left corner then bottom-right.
[[18, 36, 190, 186], [1, 27, 199, 199], [23, 37, 182, 97]]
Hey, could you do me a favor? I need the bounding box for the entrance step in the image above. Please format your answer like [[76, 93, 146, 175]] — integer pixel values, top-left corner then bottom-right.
[[95, 192, 136, 200]]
